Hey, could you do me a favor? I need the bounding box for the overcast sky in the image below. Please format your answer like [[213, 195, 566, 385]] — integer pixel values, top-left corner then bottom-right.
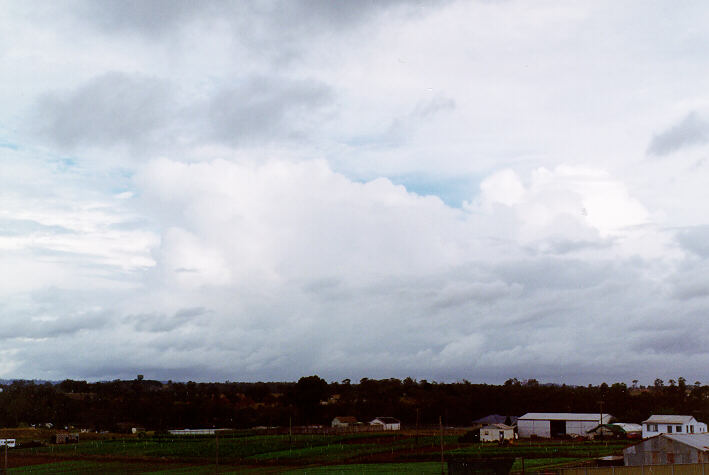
[[2, 1, 709, 384]]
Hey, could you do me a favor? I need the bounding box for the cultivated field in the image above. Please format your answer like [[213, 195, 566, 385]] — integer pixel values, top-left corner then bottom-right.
[[0, 430, 630, 473]]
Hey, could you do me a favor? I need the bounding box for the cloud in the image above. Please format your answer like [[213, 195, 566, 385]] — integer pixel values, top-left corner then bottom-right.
[[648, 112, 709, 156], [28, 72, 333, 153], [201, 77, 333, 145], [32, 72, 173, 149], [74, 0, 445, 38], [7, 0, 709, 384]]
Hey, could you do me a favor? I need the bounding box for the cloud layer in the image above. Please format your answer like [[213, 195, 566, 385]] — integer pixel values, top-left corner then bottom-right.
[[3, 0, 709, 384]]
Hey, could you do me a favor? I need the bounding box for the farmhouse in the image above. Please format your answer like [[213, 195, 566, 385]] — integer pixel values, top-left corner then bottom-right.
[[331, 416, 358, 428], [624, 434, 709, 465], [480, 423, 515, 442], [370, 417, 401, 431], [642, 415, 707, 438], [518, 413, 613, 438]]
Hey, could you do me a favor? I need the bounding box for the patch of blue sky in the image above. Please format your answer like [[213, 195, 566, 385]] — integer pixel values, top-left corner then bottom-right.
[[389, 174, 481, 208], [0, 141, 19, 150]]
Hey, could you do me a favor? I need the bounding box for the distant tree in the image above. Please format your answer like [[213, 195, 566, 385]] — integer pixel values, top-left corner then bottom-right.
[[293, 375, 329, 423]]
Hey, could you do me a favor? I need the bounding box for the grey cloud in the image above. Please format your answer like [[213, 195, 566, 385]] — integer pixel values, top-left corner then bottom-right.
[[75, 0, 444, 37], [676, 225, 709, 257], [0, 310, 110, 340], [30, 72, 332, 150], [632, 329, 708, 356], [32, 72, 173, 149], [648, 112, 709, 156], [128, 307, 207, 333], [202, 77, 333, 144], [76, 0, 207, 35]]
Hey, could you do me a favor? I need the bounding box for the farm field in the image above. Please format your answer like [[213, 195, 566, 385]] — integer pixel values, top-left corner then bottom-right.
[[5, 432, 631, 473]]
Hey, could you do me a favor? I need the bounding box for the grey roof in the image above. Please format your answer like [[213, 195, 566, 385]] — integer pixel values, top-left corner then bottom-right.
[[643, 415, 696, 424], [664, 434, 709, 451], [519, 413, 612, 422], [473, 414, 519, 425]]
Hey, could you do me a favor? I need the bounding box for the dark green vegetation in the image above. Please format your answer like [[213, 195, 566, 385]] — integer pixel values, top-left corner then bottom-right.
[[0, 375, 704, 430], [9, 435, 628, 473]]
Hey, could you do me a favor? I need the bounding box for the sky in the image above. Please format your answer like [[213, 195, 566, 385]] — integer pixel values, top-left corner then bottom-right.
[[2, 0, 709, 385]]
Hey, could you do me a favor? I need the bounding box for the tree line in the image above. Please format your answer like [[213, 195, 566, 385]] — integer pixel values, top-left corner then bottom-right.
[[0, 376, 705, 431]]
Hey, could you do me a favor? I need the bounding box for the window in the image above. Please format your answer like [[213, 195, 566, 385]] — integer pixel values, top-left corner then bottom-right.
[[676, 426, 682, 432], [667, 425, 673, 433], [691, 426, 694, 433]]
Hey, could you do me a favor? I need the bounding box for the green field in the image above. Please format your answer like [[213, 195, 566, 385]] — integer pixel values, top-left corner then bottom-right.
[[8, 434, 630, 473]]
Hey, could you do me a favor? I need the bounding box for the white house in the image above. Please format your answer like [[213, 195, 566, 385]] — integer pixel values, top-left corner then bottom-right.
[[642, 415, 707, 439], [518, 413, 613, 438], [370, 417, 401, 431], [480, 424, 515, 442]]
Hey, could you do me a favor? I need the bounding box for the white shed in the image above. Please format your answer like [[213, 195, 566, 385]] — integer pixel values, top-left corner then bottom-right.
[[518, 413, 612, 438], [480, 424, 515, 442], [370, 417, 401, 431]]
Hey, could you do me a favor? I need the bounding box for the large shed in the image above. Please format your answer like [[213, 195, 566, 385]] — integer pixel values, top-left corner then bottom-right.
[[624, 434, 709, 465], [518, 413, 612, 438]]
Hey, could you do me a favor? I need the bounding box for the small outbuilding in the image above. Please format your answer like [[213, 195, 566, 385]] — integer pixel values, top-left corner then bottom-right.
[[480, 424, 515, 442], [332, 416, 358, 428], [587, 423, 642, 439], [370, 417, 401, 431], [642, 415, 708, 439], [518, 413, 613, 438], [624, 433, 709, 465]]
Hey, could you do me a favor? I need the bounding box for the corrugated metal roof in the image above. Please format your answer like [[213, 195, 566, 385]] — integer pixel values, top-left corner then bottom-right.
[[613, 423, 642, 432], [664, 434, 709, 451], [643, 415, 695, 424], [519, 413, 612, 422]]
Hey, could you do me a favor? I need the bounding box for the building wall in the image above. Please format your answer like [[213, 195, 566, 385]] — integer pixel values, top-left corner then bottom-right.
[[642, 421, 708, 439], [566, 419, 602, 436], [480, 428, 514, 442], [624, 437, 709, 466], [518, 419, 551, 438]]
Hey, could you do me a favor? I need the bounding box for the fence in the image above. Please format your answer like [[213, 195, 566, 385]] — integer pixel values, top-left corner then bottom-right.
[[563, 463, 709, 475]]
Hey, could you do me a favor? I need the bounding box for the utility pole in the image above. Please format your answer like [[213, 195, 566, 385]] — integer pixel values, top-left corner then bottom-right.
[[597, 400, 605, 440], [215, 430, 219, 473], [415, 408, 420, 447], [440, 415, 444, 475]]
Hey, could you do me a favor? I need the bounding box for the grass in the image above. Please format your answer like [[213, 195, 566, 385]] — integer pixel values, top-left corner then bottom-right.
[[282, 462, 448, 474], [17, 434, 457, 464]]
